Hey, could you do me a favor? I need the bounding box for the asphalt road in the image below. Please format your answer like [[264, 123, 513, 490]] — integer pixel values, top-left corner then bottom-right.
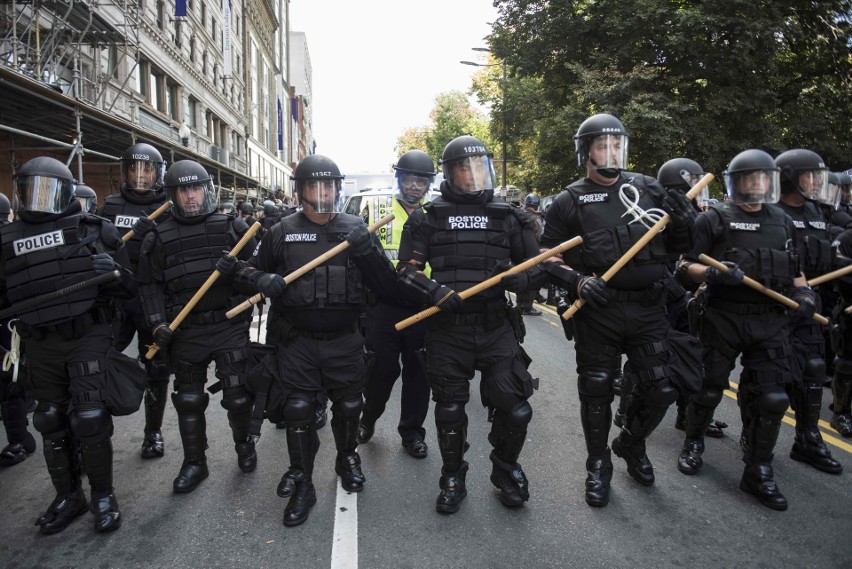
[[1, 301, 850, 568]]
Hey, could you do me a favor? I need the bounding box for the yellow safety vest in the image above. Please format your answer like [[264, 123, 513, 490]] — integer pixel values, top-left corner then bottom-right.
[[364, 196, 430, 276]]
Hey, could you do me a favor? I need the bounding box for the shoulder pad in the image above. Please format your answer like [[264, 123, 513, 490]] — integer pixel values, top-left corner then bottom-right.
[[232, 215, 250, 236], [511, 207, 533, 225]]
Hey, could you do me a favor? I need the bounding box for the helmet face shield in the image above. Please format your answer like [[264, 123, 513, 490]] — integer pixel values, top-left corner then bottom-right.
[[443, 155, 497, 194], [394, 172, 434, 204], [577, 134, 628, 175], [724, 169, 780, 205], [840, 178, 852, 205], [14, 174, 75, 214], [680, 170, 709, 207], [296, 179, 343, 213], [796, 168, 828, 200], [122, 159, 164, 193], [167, 179, 217, 218]]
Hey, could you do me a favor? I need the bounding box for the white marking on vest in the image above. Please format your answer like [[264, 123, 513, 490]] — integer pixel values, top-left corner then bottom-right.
[[115, 214, 138, 228], [285, 233, 318, 242], [13, 230, 66, 256], [448, 216, 488, 229], [792, 220, 806, 229], [808, 221, 826, 230], [729, 222, 760, 231], [578, 193, 609, 204]]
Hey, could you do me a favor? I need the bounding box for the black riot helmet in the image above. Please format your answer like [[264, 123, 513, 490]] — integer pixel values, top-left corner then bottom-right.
[[121, 142, 165, 194], [219, 202, 235, 214], [162, 160, 217, 220], [574, 113, 629, 179], [292, 154, 344, 213], [439, 135, 498, 201], [74, 184, 98, 213], [13, 156, 76, 214], [524, 193, 541, 209], [775, 149, 829, 201], [0, 192, 11, 224], [826, 172, 843, 210], [393, 149, 436, 205], [837, 172, 852, 206], [657, 157, 708, 207], [239, 202, 254, 216], [723, 149, 781, 205], [263, 200, 277, 216]]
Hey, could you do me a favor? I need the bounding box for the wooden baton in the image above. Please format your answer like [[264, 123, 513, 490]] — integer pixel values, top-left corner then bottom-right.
[[121, 200, 172, 242], [806, 264, 852, 288]]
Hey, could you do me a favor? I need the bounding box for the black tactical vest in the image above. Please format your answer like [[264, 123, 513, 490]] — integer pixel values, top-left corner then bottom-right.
[[99, 190, 170, 265], [157, 213, 238, 312], [709, 203, 796, 291], [424, 197, 512, 300], [273, 213, 364, 311], [777, 200, 832, 277], [1, 214, 98, 326]]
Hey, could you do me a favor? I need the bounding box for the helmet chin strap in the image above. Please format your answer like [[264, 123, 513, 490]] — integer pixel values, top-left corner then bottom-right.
[[589, 156, 620, 179]]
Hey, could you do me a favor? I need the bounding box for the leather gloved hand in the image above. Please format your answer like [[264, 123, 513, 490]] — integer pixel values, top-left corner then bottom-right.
[[131, 215, 156, 237], [256, 272, 286, 298], [345, 224, 373, 257], [705, 261, 744, 286], [215, 252, 241, 278], [91, 253, 118, 275], [661, 189, 697, 229], [577, 276, 610, 308], [152, 323, 173, 348], [431, 284, 463, 313], [790, 286, 817, 321]]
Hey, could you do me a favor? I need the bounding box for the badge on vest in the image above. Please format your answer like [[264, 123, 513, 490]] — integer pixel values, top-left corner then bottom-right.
[[578, 193, 609, 204], [114, 215, 139, 229], [285, 233, 318, 242], [792, 220, 806, 229], [13, 230, 66, 256], [728, 221, 760, 231], [448, 216, 488, 230], [808, 221, 827, 230]]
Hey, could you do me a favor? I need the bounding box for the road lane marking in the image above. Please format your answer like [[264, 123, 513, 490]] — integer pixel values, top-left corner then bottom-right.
[[331, 484, 358, 569]]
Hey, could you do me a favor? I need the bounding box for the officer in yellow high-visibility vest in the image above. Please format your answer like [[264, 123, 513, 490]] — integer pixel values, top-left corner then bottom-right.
[[357, 150, 435, 458]]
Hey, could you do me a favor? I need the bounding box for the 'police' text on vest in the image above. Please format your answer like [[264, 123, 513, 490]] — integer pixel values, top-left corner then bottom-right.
[[13, 230, 66, 255], [448, 216, 488, 230], [285, 233, 318, 242]]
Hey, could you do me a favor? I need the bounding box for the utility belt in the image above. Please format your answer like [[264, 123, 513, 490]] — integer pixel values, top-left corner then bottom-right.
[[167, 306, 229, 326], [292, 325, 357, 341], [25, 305, 112, 339], [267, 309, 358, 344], [606, 281, 666, 305], [433, 300, 509, 330], [708, 298, 785, 315]]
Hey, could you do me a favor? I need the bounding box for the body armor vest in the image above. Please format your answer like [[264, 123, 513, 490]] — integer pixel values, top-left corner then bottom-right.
[[424, 197, 512, 300], [261, 214, 280, 233], [709, 203, 796, 292], [273, 213, 364, 312], [778, 200, 832, 277], [99, 190, 169, 265], [562, 173, 669, 288], [157, 213, 238, 313], [1, 214, 98, 326]]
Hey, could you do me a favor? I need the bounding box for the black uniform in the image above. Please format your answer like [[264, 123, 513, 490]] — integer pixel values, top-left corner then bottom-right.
[[830, 229, 852, 436], [541, 171, 695, 506], [97, 187, 172, 457], [0, 202, 137, 532], [398, 185, 541, 511], [137, 212, 258, 492]]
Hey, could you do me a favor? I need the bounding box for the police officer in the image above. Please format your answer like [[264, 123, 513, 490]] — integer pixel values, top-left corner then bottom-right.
[[235, 154, 402, 527], [238, 202, 257, 228], [0, 157, 137, 532], [540, 114, 697, 508], [97, 143, 172, 459], [515, 193, 544, 316], [774, 149, 842, 474], [137, 160, 259, 493], [676, 149, 815, 510], [829, 227, 852, 436], [837, 172, 852, 218], [827, 173, 852, 234], [74, 185, 98, 214], [357, 149, 436, 458], [219, 202, 236, 215], [397, 135, 543, 514], [260, 200, 281, 233], [0, 191, 37, 467]]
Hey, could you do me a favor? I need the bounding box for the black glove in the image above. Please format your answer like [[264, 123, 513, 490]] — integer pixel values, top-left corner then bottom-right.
[[705, 261, 744, 286], [345, 224, 373, 257], [256, 272, 286, 298], [131, 215, 156, 237], [544, 263, 581, 291], [431, 284, 463, 313], [152, 323, 173, 348], [577, 276, 610, 308], [215, 252, 241, 278], [661, 189, 696, 229], [790, 286, 816, 321], [91, 253, 118, 275]]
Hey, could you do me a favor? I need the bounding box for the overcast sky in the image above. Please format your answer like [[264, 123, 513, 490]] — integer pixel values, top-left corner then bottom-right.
[[288, 0, 499, 174]]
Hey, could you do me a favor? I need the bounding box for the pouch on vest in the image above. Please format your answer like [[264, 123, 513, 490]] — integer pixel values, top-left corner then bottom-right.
[[666, 330, 703, 396], [105, 348, 148, 416], [244, 341, 278, 437]]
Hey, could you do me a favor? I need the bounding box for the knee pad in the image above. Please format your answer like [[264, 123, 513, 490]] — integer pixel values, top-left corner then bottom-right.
[[803, 356, 826, 385], [578, 369, 612, 399], [644, 380, 679, 407], [757, 390, 790, 415], [435, 402, 465, 425], [70, 403, 112, 440], [145, 356, 171, 381], [171, 391, 209, 414], [693, 385, 724, 409], [282, 396, 315, 426], [835, 357, 852, 376], [220, 387, 254, 413], [505, 400, 532, 429], [33, 401, 70, 436], [331, 395, 363, 419]]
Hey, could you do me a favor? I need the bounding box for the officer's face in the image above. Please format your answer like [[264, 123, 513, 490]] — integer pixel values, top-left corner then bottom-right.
[[588, 135, 623, 169], [797, 170, 824, 198], [127, 161, 158, 193], [451, 159, 488, 192], [301, 179, 337, 211], [176, 184, 205, 214], [735, 171, 771, 202]]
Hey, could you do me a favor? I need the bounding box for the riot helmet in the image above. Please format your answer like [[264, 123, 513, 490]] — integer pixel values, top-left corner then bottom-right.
[[825, 172, 843, 210], [13, 156, 76, 214], [219, 202, 235, 214], [723, 149, 781, 205], [657, 157, 708, 207], [574, 113, 629, 179], [292, 154, 344, 214], [775, 149, 828, 200], [162, 160, 217, 219], [263, 200, 277, 216], [837, 172, 852, 206], [74, 184, 98, 213], [524, 193, 541, 210], [0, 192, 11, 224], [393, 149, 436, 204], [439, 135, 498, 200], [239, 202, 254, 216], [121, 143, 165, 193]]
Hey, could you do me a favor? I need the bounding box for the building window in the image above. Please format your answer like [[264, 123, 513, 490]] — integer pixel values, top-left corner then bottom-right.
[[189, 36, 195, 62], [202, 52, 207, 77], [175, 20, 182, 48], [165, 79, 178, 119], [156, 1, 165, 31], [212, 19, 217, 43], [201, 3, 206, 29], [188, 97, 198, 129]]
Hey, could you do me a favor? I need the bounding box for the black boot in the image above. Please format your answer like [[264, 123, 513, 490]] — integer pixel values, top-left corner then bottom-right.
[[0, 397, 37, 466], [36, 488, 89, 535], [335, 452, 366, 492], [173, 408, 209, 493], [279, 425, 318, 497], [331, 407, 365, 492], [90, 489, 121, 533], [677, 439, 705, 475], [141, 382, 168, 459], [489, 452, 529, 507], [227, 406, 257, 473], [283, 480, 317, 527], [830, 372, 852, 438], [676, 400, 716, 475], [612, 435, 655, 485], [790, 427, 842, 474], [740, 403, 787, 510], [585, 450, 613, 507], [739, 462, 787, 511], [436, 462, 468, 514], [356, 418, 375, 444], [36, 433, 88, 535]]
